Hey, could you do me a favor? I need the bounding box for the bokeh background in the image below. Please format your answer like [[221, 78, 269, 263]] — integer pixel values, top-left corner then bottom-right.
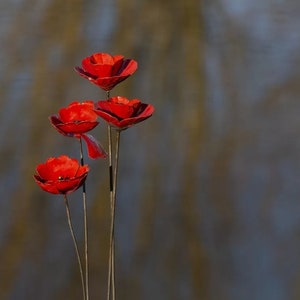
[[1, 0, 300, 299]]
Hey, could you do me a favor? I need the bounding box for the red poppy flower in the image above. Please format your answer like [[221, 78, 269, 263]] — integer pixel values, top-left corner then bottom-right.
[[34, 155, 89, 194], [49, 101, 106, 159], [94, 96, 154, 130], [75, 53, 138, 91], [50, 101, 99, 136]]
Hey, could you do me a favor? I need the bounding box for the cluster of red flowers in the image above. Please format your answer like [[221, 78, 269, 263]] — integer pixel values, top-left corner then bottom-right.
[[33, 52, 154, 300], [34, 52, 154, 196]]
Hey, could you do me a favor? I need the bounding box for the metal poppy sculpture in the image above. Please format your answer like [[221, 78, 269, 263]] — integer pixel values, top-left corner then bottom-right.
[[34, 155, 89, 194], [95, 96, 154, 130], [75, 53, 138, 92], [34, 52, 154, 300], [49, 101, 106, 159]]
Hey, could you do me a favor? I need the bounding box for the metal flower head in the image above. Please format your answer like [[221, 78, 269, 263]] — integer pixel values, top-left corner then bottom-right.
[[75, 52, 138, 91]]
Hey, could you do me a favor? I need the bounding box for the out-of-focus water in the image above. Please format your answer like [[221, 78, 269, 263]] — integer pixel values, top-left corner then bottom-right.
[[1, 0, 300, 299]]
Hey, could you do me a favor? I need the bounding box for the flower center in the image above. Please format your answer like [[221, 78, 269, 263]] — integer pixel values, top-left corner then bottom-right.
[[58, 176, 70, 181]]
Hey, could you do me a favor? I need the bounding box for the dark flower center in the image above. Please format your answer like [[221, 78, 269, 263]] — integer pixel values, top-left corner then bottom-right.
[[58, 176, 70, 181]]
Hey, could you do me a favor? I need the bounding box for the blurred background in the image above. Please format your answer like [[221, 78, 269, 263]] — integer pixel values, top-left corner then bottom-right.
[[1, 0, 300, 299]]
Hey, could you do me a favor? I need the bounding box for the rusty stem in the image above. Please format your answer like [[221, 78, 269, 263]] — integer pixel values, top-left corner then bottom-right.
[[107, 123, 113, 300], [106, 89, 116, 300], [106, 90, 120, 300], [63, 194, 86, 300], [110, 129, 120, 300], [79, 137, 89, 300]]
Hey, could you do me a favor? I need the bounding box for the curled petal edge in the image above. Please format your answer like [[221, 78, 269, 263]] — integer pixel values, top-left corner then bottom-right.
[[81, 133, 107, 159]]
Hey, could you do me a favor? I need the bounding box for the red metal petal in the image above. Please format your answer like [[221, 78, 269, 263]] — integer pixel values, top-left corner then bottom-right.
[[81, 134, 107, 159]]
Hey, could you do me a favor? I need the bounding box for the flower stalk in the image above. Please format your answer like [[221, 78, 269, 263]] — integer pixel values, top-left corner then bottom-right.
[[79, 137, 90, 300], [107, 128, 121, 300], [111, 129, 121, 300], [107, 123, 113, 300], [106, 89, 116, 300], [64, 194, 86, 300]]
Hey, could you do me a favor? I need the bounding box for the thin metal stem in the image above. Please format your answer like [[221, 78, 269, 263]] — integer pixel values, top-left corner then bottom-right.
[[110, 130, 121, 300], [79, 137, 89, 300], [107, 130, 121, 300], [106, 91, 120, 300], [107, 124, 113, 300], [106, 89, 113, 300], [64, 195, 86, 300]]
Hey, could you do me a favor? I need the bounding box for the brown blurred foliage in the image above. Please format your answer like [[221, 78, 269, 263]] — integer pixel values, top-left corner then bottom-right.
[[1, 0, 300, 299]]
